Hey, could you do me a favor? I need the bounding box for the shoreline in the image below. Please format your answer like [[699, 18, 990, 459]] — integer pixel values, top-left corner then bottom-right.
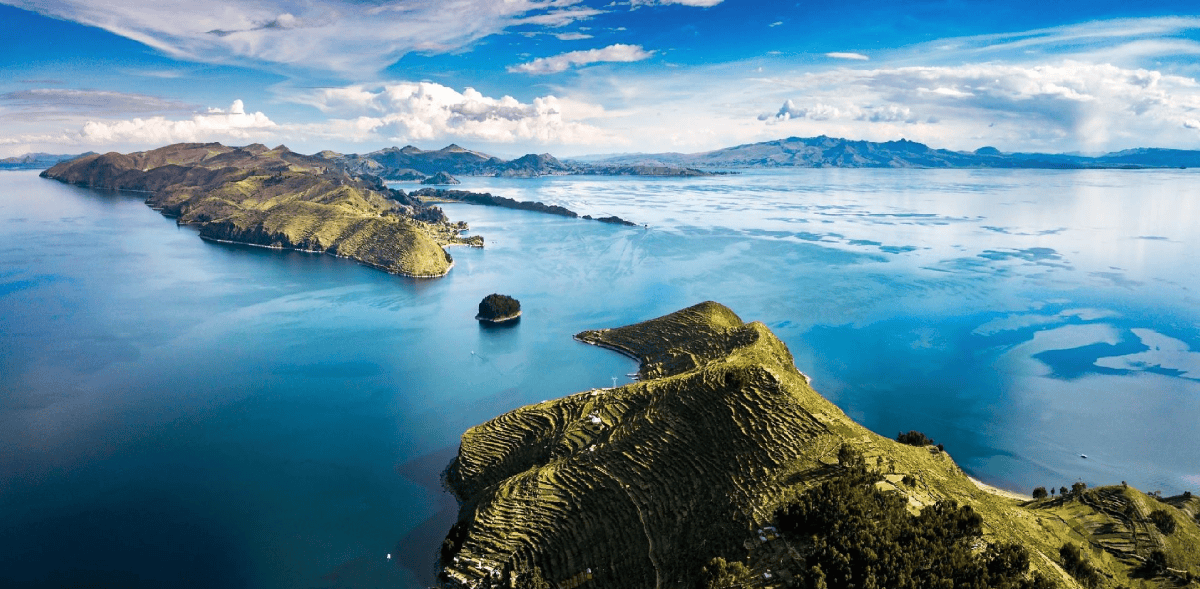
[[475, 310, 522, 323], [572, 334, 644, 380], [968, 475, 1030, 501], [197, 234, 455, 278]]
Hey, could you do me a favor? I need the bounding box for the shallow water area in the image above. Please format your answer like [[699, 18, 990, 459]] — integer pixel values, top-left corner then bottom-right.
[[1, 167, 1198, 588]]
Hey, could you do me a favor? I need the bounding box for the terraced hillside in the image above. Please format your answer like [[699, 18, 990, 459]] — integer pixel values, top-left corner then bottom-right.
[[42, 143, 475, 277], [439, 302, 1199, 589]]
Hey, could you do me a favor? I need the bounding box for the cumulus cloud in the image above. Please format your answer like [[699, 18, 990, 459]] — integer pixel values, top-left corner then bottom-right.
[[509, 44, 655, 74], [826, 52, 869, 61], [0, 100, 276, 155], [2, 0, 607, 76], [1186, 120, 1200, 129], [759, 99, 916, 125], [757, 61, 1200, 151], [291, 82, 615, 145], [78, 100, 276, 144]]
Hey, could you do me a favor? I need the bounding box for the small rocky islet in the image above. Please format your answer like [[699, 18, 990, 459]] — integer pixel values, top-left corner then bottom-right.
[[475, 294, 521, 323]]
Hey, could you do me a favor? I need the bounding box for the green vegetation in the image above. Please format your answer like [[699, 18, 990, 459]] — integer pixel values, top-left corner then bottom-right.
[[896, 430, 935, 446], [476, 294, 521, 322], [766, 446, 1053, 589], [438, 302, 1200, 589], [41, 142, 476, 277], [1059, 543, 1102, 588]]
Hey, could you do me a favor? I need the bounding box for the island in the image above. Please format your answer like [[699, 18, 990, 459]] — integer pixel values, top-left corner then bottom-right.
[[475, 294, 521, 323], [41, 142, 480, 278], [439, 302, 1200, 589], [413, 188, 638, 226], [421, 171, 460, 185]]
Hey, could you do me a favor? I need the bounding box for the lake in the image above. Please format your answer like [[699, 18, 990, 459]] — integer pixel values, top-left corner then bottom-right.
[[1, 167, 1197, 588]]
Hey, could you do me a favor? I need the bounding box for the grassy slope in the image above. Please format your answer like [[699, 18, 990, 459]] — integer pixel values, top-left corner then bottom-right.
[[42, 143, 460, 277], [442, 302, 1198, 589]]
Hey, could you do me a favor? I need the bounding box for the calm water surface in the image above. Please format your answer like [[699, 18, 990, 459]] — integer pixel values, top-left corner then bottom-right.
[[1, 168, 1197, 588]]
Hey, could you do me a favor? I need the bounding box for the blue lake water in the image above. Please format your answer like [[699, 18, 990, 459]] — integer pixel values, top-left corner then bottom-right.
[[1, 167, 1198, 588]]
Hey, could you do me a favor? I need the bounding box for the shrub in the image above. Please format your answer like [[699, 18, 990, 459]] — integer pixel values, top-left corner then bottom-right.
[[837, 444, 865, 470], [896, 430, 935, 447], [1149, 509, 1177, 535], [1135, 550, 1171, 577], [775, 465, 1054, 589], [1060, 543, 1102, 588], [902, 474, 916, 487], [1032, 487, 1048, 500]]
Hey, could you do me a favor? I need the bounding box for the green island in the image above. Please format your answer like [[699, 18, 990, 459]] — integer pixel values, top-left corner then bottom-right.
[[41, 142, 481, 277], [477, 294, 522, 323], [440, 302, 1199, 589]]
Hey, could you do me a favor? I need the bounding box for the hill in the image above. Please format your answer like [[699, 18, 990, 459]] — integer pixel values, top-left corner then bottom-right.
[[328, 145, 711, 179], [41, 143, 475, 277], [439, 302, 1199, 589], [581, 136, 1200, 169]]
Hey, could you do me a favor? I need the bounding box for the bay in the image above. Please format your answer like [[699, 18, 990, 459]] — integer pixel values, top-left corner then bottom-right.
[[1, 167, 1197, 588]]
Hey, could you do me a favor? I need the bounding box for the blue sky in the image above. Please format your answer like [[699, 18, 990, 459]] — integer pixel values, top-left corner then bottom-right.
[[3, 0, 1200, 158]]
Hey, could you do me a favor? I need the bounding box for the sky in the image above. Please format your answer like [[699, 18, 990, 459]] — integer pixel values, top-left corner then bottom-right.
[[2, 0, 1200, 158]]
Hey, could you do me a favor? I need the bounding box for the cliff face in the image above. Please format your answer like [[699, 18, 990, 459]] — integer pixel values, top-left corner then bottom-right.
[[42, 143, 464, 277], [440, 302, 1200, 589]]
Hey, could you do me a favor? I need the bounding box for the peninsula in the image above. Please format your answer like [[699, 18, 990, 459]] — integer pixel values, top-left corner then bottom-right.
[[413, 188, 638, 226], [440, 302, 1199, 589], [41, 142, 477, 277]]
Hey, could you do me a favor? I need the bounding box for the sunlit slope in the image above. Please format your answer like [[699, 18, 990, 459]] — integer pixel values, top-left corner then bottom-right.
[[42, 143, 464, 277], [440, 302, 1199, 589]]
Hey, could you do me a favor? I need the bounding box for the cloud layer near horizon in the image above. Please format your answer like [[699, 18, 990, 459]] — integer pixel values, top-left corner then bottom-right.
[[756, 61, 1200, 151]]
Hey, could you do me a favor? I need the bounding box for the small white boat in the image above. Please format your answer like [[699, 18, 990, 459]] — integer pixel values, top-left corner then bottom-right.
[[1080, 454, 1088, 459]]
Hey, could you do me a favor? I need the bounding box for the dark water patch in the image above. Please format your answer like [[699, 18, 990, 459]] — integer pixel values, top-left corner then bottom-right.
[[0, 492, 249, 589], [880, 245, 918, 254], [1033, 339, 1148, 380]]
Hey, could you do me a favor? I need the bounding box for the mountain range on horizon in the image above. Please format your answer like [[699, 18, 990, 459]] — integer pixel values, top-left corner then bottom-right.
[[9, 136, 1200, 177], [573, 135, 1200, 170]]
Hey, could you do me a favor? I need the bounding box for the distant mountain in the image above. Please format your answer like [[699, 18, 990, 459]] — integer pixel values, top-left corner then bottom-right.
[[0, 152, 93, 170], [579, 136, 1200, 169], [328, 144, 711, 179]]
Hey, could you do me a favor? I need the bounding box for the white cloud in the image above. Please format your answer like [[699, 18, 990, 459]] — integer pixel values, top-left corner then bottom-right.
[[757, 61, 1200, 151], [759, 100, 916, 125], [0, 100, 276, 156], [630, 0, 724, 6], [290, 82, 616, 145], [555, 32, 594, 40], [2, 0, 604, 76], [826, 52, 869, 61], [509, 44, 655, 74], [769, 21, 783, 28], [78, 100, 276, 144], [1185, 119, 1200, 129]]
